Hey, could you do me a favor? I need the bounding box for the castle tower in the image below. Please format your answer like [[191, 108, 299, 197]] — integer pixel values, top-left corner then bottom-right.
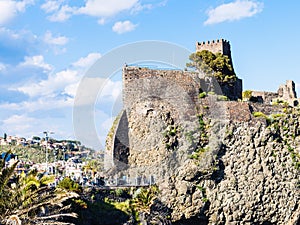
[[196, 39, 241, 100], [196, 39, 232, 59]]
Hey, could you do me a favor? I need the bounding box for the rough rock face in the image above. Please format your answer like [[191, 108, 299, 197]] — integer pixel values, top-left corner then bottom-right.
[[123, 98, 198, 186], [106, 98, 300, 224], [155, 108, 300, 224], [207, 122, 299, 224]]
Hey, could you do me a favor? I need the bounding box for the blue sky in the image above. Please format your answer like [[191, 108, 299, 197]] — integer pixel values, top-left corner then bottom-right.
[[0, 0, 299, 149]]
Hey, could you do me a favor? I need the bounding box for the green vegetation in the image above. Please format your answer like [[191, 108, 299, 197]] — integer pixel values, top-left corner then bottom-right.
[[58, 177, 82, 193], [272, 99, 289, 106], [217, 95, 229, 101], [164, 125, 178, 137], [106, 113, 122, 143], [252, 111, 268, 119], [271, 113, 285, 118], [196, 185, 208, 203], [163, 125, 180, 151], [187, 50, 236, 83], [197, 114, 206, 132], [75, 186, 162, 224], [74, 199, 130, 224], [83, 159, 104, 177], [131, 185, 159, 214], [187, 113, 210, 162], [0, 139, 94, 164], [198, 92, 207, 98], [1, 145, 51, 164], [264, 108, 300, 171], [286, 143, 300, 170], [253, 111, 275, 125], [189, 147, 209, 160], [242, 90, 253, 100], [0, 153, 78, 224]]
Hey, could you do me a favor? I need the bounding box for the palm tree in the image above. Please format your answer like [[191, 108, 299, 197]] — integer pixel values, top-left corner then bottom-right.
[[131, 186, 158, 214], [0, 151, 19, 216], [0, 152, 79, 225]]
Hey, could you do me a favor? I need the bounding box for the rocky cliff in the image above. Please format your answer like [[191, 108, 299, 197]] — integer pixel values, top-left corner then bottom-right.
[[156, 105, 300, 224]]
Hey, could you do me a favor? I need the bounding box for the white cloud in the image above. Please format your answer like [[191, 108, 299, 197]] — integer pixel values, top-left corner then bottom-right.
[[112, 20, 137, 34], [0, 63, 7, 71], [41, 0, 73, 22], [2, 114, 35, 136], [72, 53, 101, 68], [204, 0, 263, 25], [0, 28, 39, 61], [16, 69, 79, 97], [20, 55, 52, 71], [47, 5, 74, 22], [1, 113, 75, 141], [0, 98, 72, 112], [77, 0, 138, 18], [44, 31, 69, 45], [130, 0, 168, 15], [0, 27, 19, 39], [99, 79, 122, 101], [0, 0, 34, 25], [73, 77, 122, 107], [130, 2, 153, 14], [41, 0, 61, 13], [41, 0, 168, 24], [63, 82, 79, 98], [15, 53, 104, 100]]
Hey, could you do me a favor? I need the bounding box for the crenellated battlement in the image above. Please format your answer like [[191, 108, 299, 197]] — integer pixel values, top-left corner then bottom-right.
[[197, 39, 229, 45], [196, 38, 232, 59]]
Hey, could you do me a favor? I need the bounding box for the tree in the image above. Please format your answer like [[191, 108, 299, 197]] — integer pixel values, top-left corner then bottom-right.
[[32, 136, 41, 141], [0, 152, 78, 225], [58, 177, 82, 193], [83, 159, 103, 179], [186, 50, 237, 83], [131, 186, 158, 214]]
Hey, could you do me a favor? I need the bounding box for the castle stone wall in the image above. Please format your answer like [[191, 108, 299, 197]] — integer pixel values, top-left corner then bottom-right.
[[251, 80, 299, 106], [220, 78, 243, 100], [226, 101, 252, 122], [251, 91, 278, 104], [278, 80, 297, 99], [250, 102, 283, 116], [123, 67, 200, 120]]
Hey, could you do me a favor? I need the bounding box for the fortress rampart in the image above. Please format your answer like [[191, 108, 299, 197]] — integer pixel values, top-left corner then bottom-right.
[[123, 66, 201, 113]]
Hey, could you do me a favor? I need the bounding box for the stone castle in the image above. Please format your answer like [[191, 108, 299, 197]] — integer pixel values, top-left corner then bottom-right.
[[104, 39, 300, 224], [105, 39, 299, 172]]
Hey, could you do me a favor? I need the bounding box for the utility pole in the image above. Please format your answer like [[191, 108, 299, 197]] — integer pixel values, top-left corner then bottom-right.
[[54, 147, 58, 179], [43, 131, 54, 175]]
